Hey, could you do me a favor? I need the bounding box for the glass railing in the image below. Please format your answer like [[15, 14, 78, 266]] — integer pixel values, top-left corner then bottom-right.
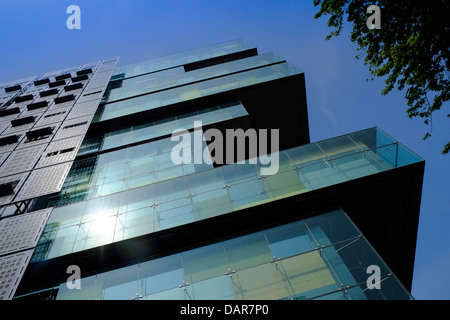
[[81, 101, 248, 156], [33, 209, 412, 300], [30, 127, 423, 263], [112, 39, 256, 79], [95, 61, 301, 122], [103, 52, 285, 104]]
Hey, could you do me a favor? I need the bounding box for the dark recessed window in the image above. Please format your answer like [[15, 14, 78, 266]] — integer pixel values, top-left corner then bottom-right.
[[14, 94, 33, 103], [55, 73, 72, 81], [27, 101, 48, 111], [54, 94, 75, 104], [43, 111, 66, 118], [49, 80, 66, 88], [0, 107, 20, 118], [25, 126, 53, 142], [0, 181, 18, 196], [39, 88, 59, 98], [64, 82, 83, 92], [11, 116, 35, 127], [34, 78, 50, 86], [76, 68, 92, 76], [0, 135, 19, 147], [63, 121, 88, 129], [46, 147, 75, 157], [5, 85, 21, 93], [71, 74, 89, 83]]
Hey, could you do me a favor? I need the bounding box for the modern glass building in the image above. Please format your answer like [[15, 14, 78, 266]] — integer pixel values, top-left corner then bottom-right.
[[0, 40, 424, 300]]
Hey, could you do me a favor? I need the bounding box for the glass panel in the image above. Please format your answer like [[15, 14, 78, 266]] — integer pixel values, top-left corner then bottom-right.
[[305, 209, 360, 245], [232, 262, 289, 300], [182, 243, 228, 283], [73, 214, 117, 252], [56, 275, 100, 300], [224, 233, 272, 271], [192, 188, 233, 220], [316, 135, 360, 157], [97, 265, 139, 300], [263, 167, 307, 199], [333, 151, 384, 179], [114, 206, 157, 241], [397, 143, 422, 167], [47, 201, 86, 228], [286, 143, 326, 166], [139, 254, 183, 296], [118, 184, 154, 214], [188, 275, 236, 300], [42, 224, 79, 259], [323, 236, 391, 287], [347, 128, 378, 150], [156, 197, 193, 230], [278, 251, 338, 298], [265, 221, 314, 259], [228, 178, 269, 210], [144, 287, 186, 300], [188, 169, 225, 195], [298, 160, 348, 190], [348, 275, 412, 300]]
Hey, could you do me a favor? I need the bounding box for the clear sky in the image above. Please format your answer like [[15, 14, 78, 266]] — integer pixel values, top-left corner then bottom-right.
[[0, 0, 448, 300]]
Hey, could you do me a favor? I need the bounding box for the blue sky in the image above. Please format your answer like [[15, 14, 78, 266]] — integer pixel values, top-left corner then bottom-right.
[[0, 0, 449, 300]]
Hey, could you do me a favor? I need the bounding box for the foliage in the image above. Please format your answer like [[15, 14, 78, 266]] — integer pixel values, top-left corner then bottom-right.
[[313, 0, 450, 154]]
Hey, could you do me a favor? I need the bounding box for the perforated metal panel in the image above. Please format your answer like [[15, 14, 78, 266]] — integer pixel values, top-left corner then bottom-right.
[[0, 144, 46, 177], [35, 136, 83, 168], [66, 99, 101, 120], [0, 208, 52, 256], [15, 162, 72, 202], [0, 121, 11, 134], [0, 173, 28, 206], [0, 110, 22, 122], [15, 123, 61, 150], [0, 250, 33, 300], [0, 132, 25, 154], [34, 107, 69, 127], [0, 153, 9, 167], [52, 115, 93, 141], [51, 99, 76, 110], [97, 58, 119, 72], [2, 116, 39, 135], [76, 89, 105, 104], [84, 74, 112, 90]]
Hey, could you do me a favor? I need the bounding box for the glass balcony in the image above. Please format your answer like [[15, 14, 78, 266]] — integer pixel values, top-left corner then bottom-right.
[[31, 127, 423, 263], [95, 60, 301, 122], [112, 39, 256, 79], [103, 52, 285, 104], [46, 209, 412, 300]]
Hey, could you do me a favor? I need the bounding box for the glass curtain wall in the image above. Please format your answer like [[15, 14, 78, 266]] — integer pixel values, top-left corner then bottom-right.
[[30, 127, 423, 262], [51, 209, 412, 300]]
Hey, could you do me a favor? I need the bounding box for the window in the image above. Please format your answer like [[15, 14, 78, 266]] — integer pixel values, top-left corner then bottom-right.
[[46, 148, 75, 157], [63, 121, 88, 129], [24, 127, 53, 143]]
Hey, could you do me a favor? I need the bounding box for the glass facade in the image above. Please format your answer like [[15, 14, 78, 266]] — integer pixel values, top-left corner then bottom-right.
[[95, 61, 299, 122], [0, 40, 424, 301], [52, 209, 412, 300], [30, 127, 422, 262], [112, 39, 256, 79], [102, 53, 284, 105]]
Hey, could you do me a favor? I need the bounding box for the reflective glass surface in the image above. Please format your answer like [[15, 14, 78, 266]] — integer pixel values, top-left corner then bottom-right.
[[104, 53, 284, 104], [112, 39, 256, 79], [95, 61, 300, 122], [52, 209, 413, 300], [30, 127, 423, 262]]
